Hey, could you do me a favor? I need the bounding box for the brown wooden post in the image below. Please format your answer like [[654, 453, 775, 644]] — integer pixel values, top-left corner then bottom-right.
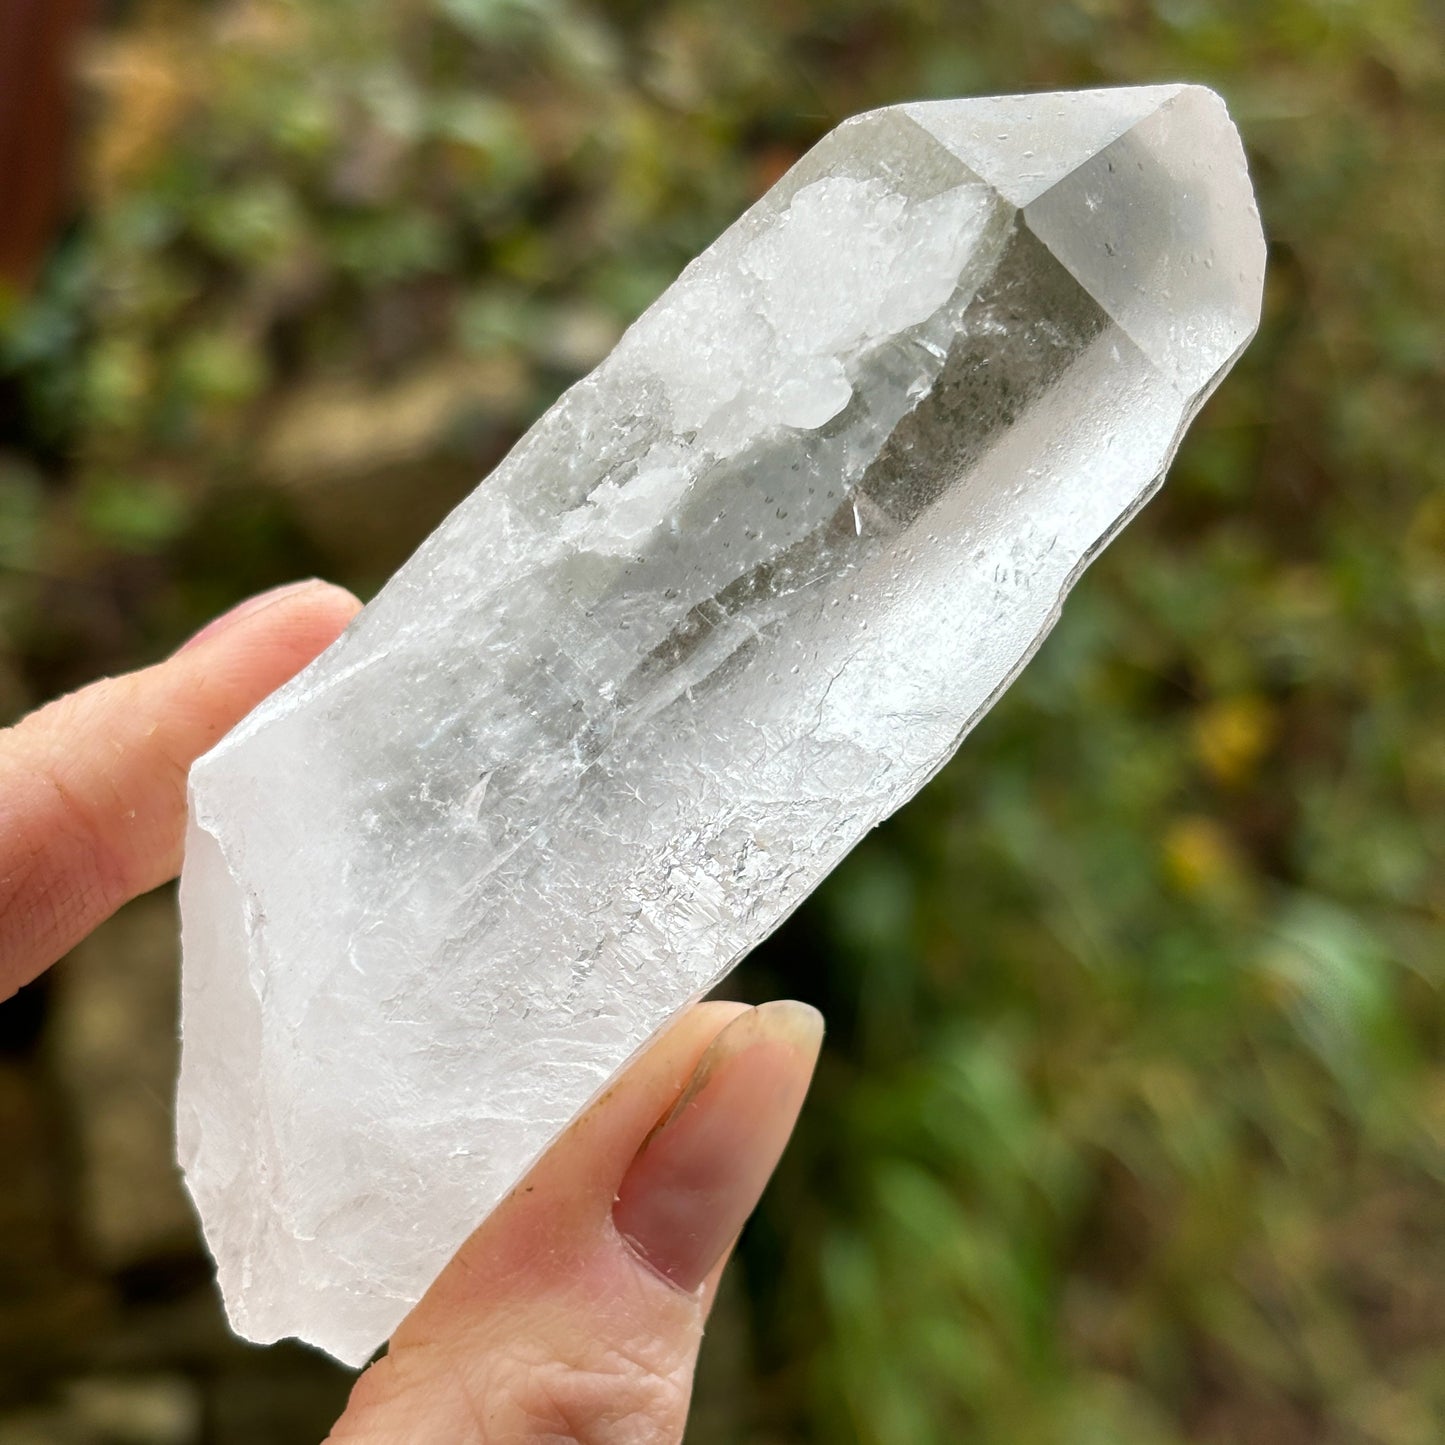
[[0, 0, 94, 292]]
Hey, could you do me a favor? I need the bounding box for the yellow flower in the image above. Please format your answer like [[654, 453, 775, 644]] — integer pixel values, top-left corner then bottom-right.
[[1163, 816, 1240, 897], [1193, 695, 1275, 786]]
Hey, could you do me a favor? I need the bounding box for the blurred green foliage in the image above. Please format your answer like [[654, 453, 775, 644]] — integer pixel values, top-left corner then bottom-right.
[[1, 1, 1442, 1442]]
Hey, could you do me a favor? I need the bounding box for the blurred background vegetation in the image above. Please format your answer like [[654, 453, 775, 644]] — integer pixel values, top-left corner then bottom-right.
[[1, 0, 1442, 1441]]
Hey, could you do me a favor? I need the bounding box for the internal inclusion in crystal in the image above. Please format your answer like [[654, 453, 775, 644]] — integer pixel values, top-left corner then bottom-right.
[[179, 85, 1265, 1367]]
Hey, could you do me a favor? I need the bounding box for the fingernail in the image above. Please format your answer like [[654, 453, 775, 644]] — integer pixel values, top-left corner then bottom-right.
[[614, 1000, 824, 1292], [176, 580, 325, 654]]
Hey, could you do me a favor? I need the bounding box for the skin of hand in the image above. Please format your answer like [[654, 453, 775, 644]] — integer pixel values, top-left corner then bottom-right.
[[0, 579, 824, 1444]]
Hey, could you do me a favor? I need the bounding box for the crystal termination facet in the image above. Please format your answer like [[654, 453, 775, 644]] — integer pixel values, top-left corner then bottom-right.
[[178, 85, 1266, 1365]]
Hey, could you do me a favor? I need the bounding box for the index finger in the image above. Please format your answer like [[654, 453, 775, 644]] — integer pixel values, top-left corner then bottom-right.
[[0, 580, 360, 998]]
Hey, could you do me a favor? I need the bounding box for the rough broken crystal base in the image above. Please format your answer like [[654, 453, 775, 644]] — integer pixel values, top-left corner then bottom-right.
[[178, 84, 1266, 1366]]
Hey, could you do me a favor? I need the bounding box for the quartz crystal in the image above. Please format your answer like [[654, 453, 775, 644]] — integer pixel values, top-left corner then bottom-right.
[[179, 84, 1265, 1365]]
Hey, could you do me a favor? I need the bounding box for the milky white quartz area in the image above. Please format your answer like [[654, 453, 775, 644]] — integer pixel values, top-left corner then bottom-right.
[[178, 84, 1266, 1365]]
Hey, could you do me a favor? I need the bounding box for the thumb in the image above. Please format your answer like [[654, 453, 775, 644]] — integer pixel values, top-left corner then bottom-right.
[[329, 1000, 824, 1445]]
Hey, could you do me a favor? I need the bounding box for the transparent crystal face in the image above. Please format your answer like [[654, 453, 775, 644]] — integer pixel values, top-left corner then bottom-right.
[[178, 85, 1265, 1365]]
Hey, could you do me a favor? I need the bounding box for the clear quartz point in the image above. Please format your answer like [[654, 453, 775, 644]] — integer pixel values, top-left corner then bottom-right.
[[178, 83, 1265, 1365]]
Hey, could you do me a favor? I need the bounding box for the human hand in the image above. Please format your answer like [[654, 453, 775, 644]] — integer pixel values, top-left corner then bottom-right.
[[0, 578, 823, 1444]]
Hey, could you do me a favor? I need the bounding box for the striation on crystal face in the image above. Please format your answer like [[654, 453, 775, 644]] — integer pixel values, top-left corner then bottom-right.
[[178, 84, 1265, 1365]]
